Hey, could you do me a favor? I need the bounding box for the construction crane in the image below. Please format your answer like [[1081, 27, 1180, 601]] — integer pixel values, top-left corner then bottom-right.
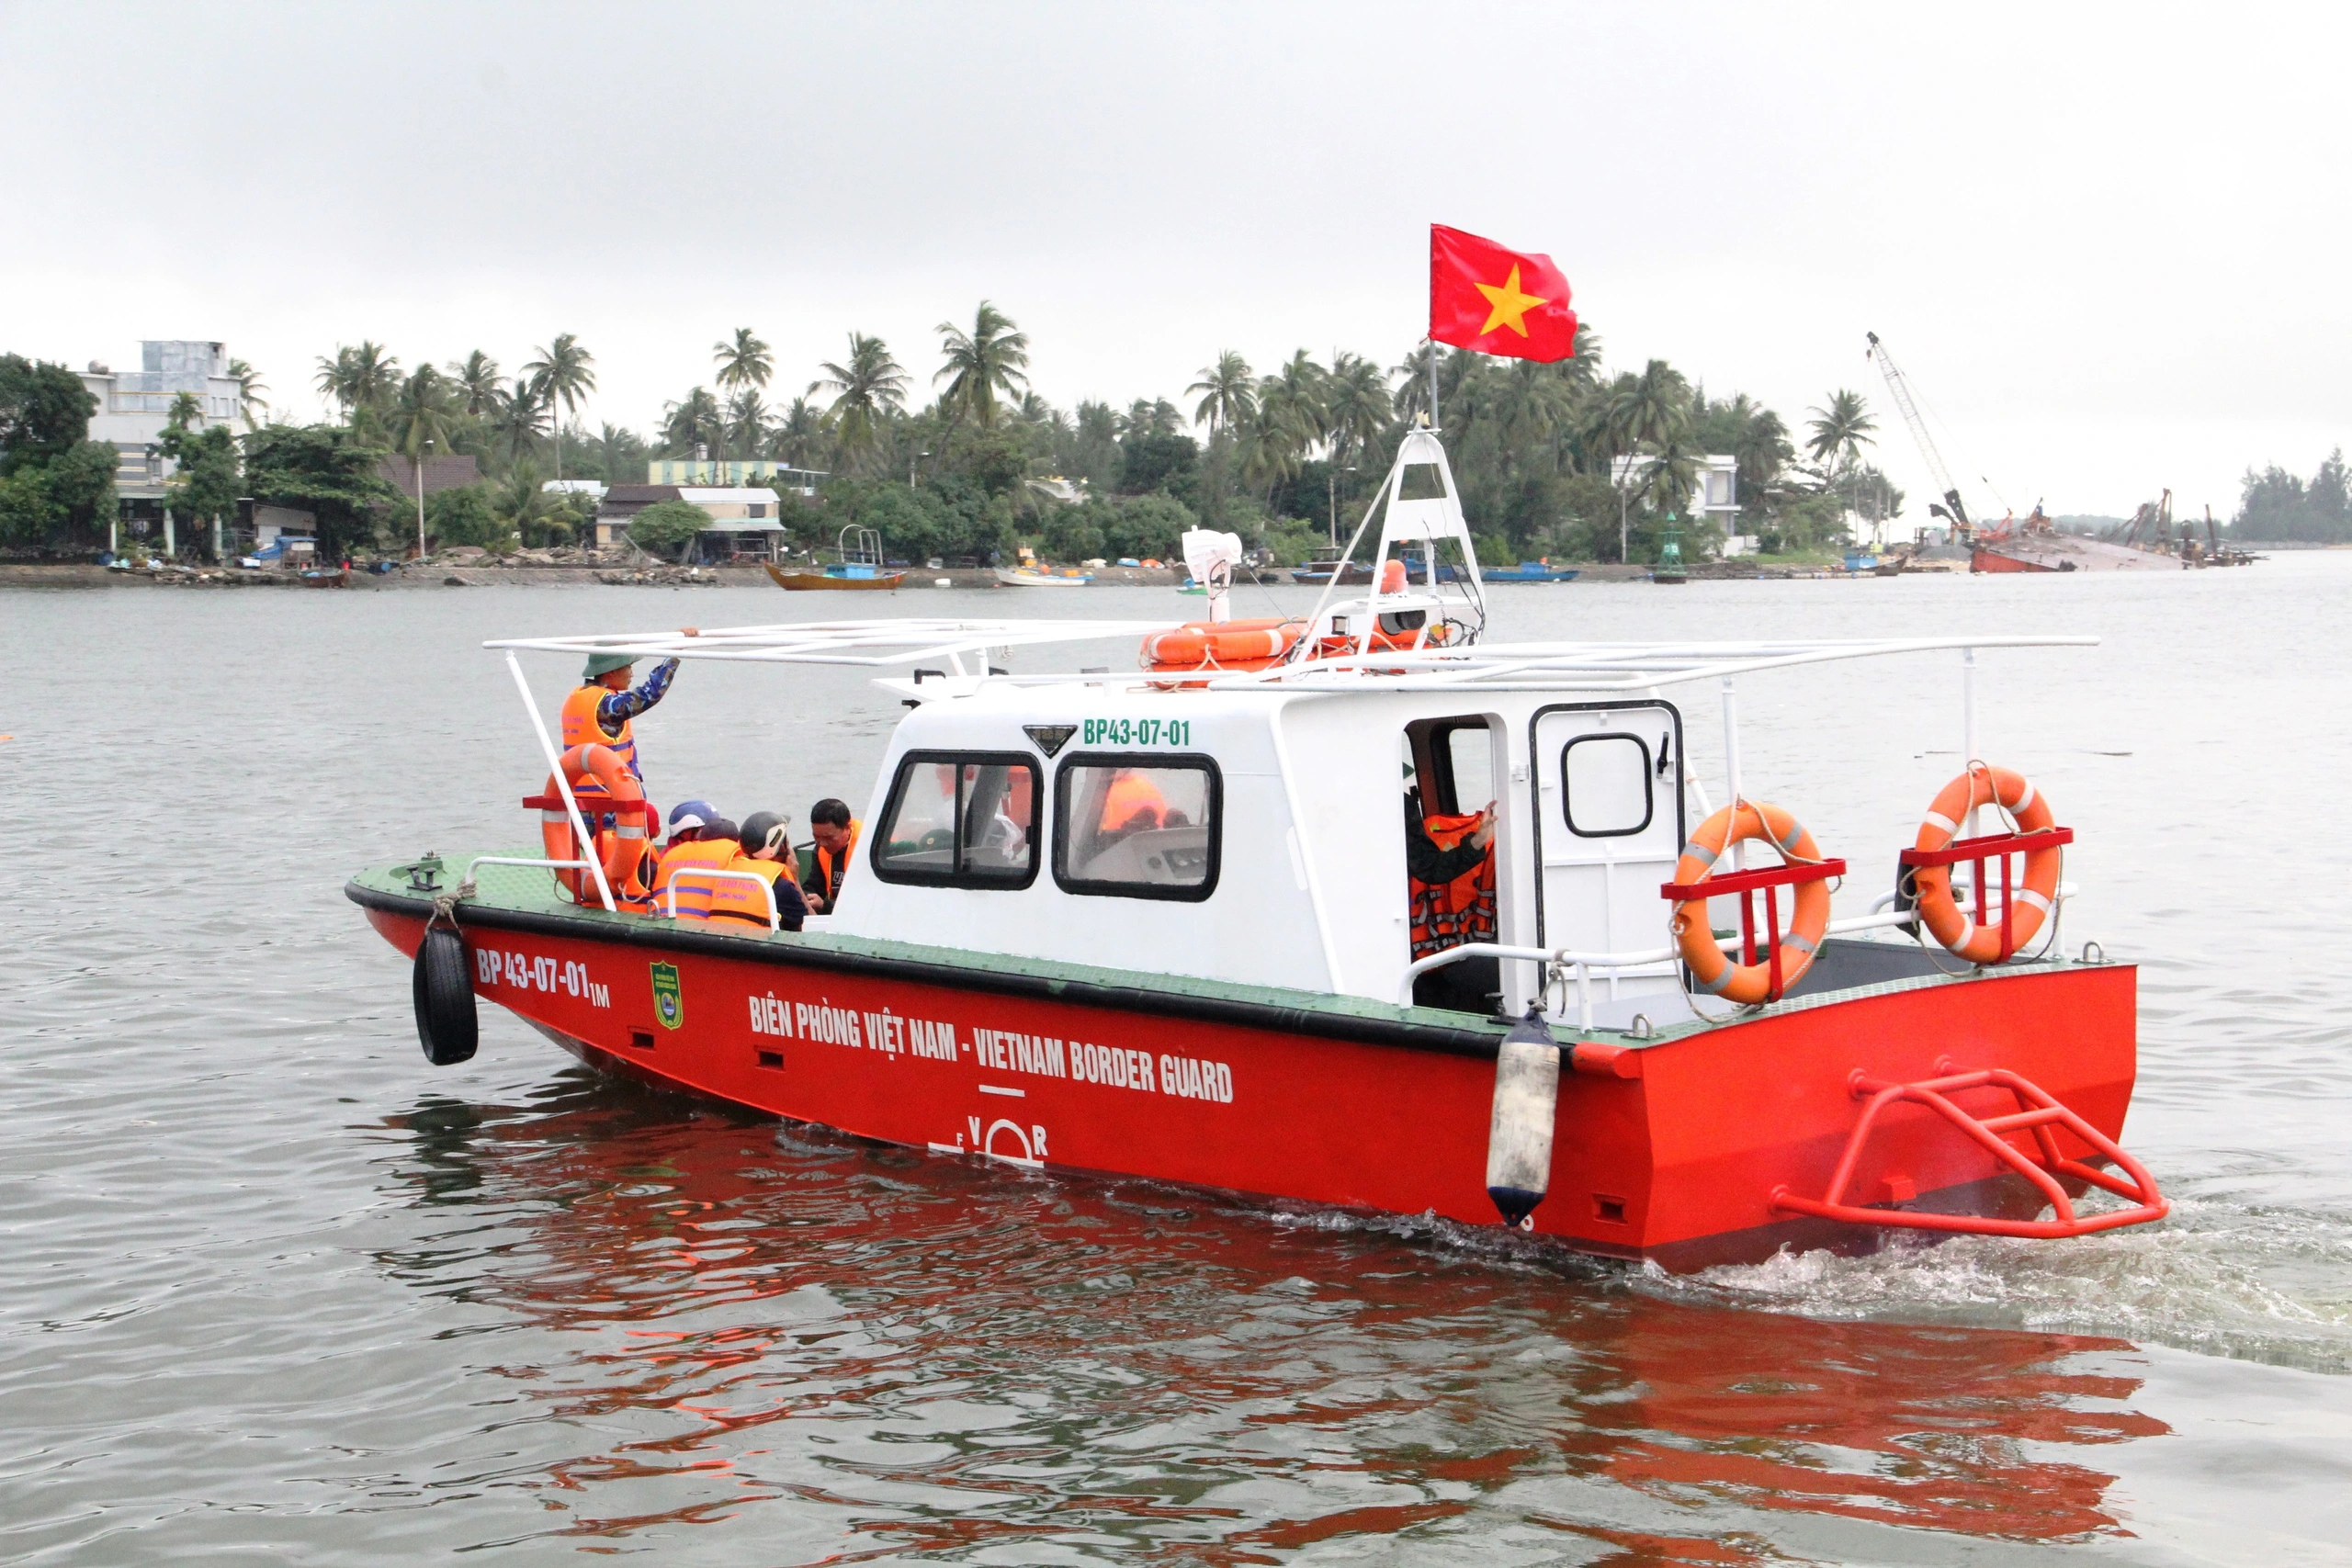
[[1865, 332, 1973, 541]]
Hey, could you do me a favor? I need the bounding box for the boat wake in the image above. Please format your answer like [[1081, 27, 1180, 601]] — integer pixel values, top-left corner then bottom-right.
[[1642, 1193, 2352, 1374]]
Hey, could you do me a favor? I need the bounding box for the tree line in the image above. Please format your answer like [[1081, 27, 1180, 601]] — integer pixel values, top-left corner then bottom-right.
[[2231, 449, 2352, 542], [3, 312, 1915, 566]]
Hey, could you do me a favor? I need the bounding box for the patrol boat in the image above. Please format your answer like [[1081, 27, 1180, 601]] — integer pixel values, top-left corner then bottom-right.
[[348, 431, 2167, 1269]]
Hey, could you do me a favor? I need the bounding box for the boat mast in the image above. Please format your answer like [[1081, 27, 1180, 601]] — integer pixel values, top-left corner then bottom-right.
[[1865, 332, 1972, 541]]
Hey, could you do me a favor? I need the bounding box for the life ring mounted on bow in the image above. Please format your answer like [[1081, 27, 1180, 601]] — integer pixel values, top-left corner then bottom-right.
[[536, 743, 655, 908]]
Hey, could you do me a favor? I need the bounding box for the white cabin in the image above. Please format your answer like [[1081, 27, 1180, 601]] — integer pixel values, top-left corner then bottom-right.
[[820, 679, 1690, 1027]]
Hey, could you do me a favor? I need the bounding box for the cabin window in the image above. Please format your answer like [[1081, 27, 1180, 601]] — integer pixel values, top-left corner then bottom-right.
[[871, 751, 1041, 888], [1053, 754, 1221, 901], [1561, 732, 1654, 837]]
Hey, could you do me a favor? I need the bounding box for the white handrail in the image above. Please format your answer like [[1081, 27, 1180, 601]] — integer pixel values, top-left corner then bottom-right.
[[505, 649, 616, 911], [464, 854, 595, 887], [1399, 908, 1996, 1028], [663, 868, 782, 931]]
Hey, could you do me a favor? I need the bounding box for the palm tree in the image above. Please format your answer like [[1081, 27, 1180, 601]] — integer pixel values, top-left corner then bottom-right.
[[933, 301, 1029, 428], [492, 378, 549, 465], [1804, 389, 1877, 477], [1187, 351, 1255, 435], [388, 366, 460, 557], [523, 333, 596, 479], [713, 328, 773, 396], [446, 350, 502, 418], [1114, 398, 1182, 441], [660, 386, 726, 460], [775, 396, 825, 469], [811, 333, 909, 472], [724, 389, 772, 460], [1322, 352, 1389, 464], [226, 358, 268, 428], [314, 341, 398, 424], [1257, 350, 1327, 457], [1603, 360, 1691, 560]]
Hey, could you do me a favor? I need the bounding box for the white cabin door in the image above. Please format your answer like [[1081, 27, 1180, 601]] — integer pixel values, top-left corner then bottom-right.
[[1529, 702, 1685, 1019]]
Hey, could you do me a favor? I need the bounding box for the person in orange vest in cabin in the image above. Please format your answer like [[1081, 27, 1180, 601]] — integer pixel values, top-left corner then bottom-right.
[[1099, 769, 1173, 832], [650, 801, 739, 919], [801, 797, 863, 914], [700, 812, 808, 931], [1407, 782, 1499, 1011]]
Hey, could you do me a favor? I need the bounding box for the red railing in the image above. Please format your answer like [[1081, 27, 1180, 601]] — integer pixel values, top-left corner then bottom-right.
[[1897, 827, 2073, 962], [1658, 858, 1846, 1003], [1771, 1065, 2168, 1238]]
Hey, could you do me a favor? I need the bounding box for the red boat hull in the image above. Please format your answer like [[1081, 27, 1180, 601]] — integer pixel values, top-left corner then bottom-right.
[[362, 900, 2140, 1269]]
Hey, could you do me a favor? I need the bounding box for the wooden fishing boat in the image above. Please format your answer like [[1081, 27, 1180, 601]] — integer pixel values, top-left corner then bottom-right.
[[351, 431, 2165, 1269], [299, 567, 349, 588], [765, 561, 903, 591], [994, 564, 1091, 586], [768, 525, 905, 590]]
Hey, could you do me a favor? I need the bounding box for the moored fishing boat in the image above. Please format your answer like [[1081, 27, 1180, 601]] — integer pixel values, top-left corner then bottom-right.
[[994, 564, 1092, 586], [767, 525, 905, 590], [1484, 560, 1580, 582], [351, 431, 2165, 1269]]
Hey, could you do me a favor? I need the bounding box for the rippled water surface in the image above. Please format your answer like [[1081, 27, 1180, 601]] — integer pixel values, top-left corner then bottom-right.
[[6, 559, 2350, 1563]]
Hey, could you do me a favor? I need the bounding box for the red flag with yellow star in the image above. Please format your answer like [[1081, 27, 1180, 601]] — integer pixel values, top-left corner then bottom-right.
[[1430, 224, 1577, 362]]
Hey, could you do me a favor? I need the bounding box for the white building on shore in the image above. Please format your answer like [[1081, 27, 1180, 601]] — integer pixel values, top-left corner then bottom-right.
[[76, 341, 244, 506]]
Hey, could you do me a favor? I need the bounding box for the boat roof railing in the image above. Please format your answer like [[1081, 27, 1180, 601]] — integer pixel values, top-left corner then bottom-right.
[[485, 622, 2095, 694]]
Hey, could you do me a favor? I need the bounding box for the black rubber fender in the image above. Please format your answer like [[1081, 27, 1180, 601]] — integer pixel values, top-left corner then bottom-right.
[[413, 924, 479, 1066]]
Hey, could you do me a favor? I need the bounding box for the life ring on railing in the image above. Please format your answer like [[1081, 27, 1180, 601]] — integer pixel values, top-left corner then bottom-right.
[[1141, 618, 1305, 674], [1912, 764, 2061, 963], [537, 743, 653, 907], [1668, 800, 1831, 1004]]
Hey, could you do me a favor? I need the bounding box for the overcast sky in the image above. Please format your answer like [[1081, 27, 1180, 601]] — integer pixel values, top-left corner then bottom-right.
[[5, 3, 2341, 519]]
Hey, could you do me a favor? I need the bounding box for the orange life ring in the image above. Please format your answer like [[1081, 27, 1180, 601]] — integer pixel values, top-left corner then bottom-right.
[[1668, 800, 1831, 1004], [1912, 764, 2061, 963], [1140, 618, 1305, 674], [538, 743, 653, 907]]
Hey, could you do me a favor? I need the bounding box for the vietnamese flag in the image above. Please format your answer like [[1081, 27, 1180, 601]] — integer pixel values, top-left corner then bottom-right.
[[1430, 224, 1577, 362]]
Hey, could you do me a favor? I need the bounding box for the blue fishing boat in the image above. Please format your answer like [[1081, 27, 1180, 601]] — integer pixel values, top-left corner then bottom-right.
[[1484, 560, 1580, 583]]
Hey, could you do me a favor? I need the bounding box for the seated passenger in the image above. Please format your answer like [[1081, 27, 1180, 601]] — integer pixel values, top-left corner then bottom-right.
[[704, 811, 809, 931], [1099, 769, 1170, 833], [654, 808, 740, 918], [1407, 787, 1500, 1012], [802, 797, 863, 914]]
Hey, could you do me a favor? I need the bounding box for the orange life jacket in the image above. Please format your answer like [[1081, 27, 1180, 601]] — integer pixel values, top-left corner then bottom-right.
[[560, 684, 640, 799], [812, 818, 864, 904], [653, 838, 740, 919], [1101, 773, 1170, 831], [707, 857, 787, 928], [1409, 809, 1497, 960]]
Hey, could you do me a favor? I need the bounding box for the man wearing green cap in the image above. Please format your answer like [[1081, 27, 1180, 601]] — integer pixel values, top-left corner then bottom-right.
[[560, 631, 695, 799]]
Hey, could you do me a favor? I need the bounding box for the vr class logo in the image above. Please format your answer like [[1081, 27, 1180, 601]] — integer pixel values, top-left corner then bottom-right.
[[650, 962, 684, 1030]]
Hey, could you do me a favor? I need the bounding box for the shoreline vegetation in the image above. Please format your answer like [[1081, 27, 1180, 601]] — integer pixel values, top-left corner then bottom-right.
[[9, 310, 2350, 576]]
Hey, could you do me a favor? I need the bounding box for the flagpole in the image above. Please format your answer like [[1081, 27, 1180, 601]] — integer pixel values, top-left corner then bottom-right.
[[1427, 338, 1441, 433]]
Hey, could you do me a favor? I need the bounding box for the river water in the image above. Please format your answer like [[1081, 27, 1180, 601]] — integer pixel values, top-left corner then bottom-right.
[[5, 558, 2349, 1563]]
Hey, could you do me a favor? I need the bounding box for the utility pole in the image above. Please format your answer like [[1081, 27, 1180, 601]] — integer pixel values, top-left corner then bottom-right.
[[415, 438, 431, 560]]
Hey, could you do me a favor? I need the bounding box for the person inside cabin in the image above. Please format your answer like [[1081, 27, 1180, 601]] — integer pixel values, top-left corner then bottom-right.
[[560, 636, 695, 817], [1098, 768, 1177, 834], [801, 797, 863, 914], [702, 811, 808, 931], [1406, 780, 1500, 1012]]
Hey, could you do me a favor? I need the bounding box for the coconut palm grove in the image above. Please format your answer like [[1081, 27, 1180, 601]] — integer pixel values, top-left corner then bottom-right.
[[8, 304, 1978, 566]]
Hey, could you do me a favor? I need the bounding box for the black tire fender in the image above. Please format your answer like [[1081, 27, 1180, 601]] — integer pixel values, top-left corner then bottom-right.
[[413, 923, 479, 1066]]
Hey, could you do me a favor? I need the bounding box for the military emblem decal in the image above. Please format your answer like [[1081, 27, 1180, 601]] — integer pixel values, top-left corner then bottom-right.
[[650, 962, 684, 1030]]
